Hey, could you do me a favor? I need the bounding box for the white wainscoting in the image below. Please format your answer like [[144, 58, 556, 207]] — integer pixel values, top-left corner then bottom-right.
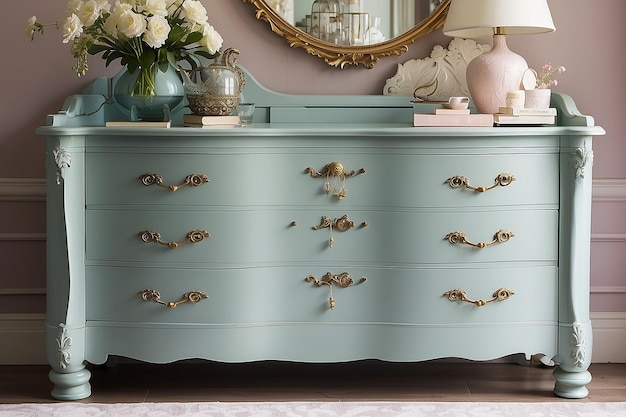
[[1, 178, 625, 364]]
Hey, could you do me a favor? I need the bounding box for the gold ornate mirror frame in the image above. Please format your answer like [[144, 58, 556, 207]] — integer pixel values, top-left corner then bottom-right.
[[243, 0, 451, 69]]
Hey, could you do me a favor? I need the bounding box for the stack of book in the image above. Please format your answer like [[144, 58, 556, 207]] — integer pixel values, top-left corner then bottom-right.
[[493, 107, 556, 126], [183, 114, 240, 127], [106, 120, 172, 128], [413, 107, 494, 127]]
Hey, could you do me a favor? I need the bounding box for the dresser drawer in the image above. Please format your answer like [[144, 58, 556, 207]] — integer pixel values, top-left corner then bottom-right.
[[85, 150, 558, 208], [85, 208, 558, 265], [85, 265, 557, 326]]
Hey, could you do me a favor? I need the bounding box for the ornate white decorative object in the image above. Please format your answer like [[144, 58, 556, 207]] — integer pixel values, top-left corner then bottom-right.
[[56, 324, 72, 370], [571, 322, 587, 368], [53, 146, 72, 185], [570, 147, 594, 178], [383, 37, 490, 100]]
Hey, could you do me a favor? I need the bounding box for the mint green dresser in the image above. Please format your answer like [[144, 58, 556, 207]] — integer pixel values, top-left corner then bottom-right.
[[37, 70, 604, 400]]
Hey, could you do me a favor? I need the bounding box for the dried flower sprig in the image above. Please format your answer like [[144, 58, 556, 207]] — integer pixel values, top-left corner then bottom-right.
[[536, 63, 566, 89]]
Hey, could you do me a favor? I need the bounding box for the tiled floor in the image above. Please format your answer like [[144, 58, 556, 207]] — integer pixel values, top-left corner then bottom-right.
[[1, 360, 624, 403]]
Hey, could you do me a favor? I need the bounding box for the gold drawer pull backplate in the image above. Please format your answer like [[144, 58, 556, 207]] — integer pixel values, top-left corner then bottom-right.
[[445, 229, 514, 249], [444, 288, 516, 307], [306, 272, 367, 310], [446, 173, 515, 193], [312, 214, 368, 247], [140, 173, 209, 191], [139, 289, 208, 308], [140, 229, 210, 248], [306, 161, 365, 199]]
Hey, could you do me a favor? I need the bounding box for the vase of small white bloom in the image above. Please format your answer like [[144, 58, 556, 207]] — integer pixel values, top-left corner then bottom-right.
[[27, 0, 224, 122]]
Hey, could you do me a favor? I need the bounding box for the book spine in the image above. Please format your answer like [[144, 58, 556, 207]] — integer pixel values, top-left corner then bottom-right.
[[498, 107, 557, 116], [413, 114, 493, 127], [434, 109, 471, 115]]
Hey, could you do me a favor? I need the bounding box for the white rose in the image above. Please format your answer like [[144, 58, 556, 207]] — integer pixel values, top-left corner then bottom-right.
[[199, 23, 223, 55], [96, 0, 111, 14], [143, 0, 168, 17], [62, 13, 84, 43], [117, 9, 147, 39], [165, 0, 183, 11], [143, 15, 171, 48], [77, 0, 101, 27], [182, 0, 208, 25], [66, 0, 83, 16], [103, 18, 116, 36], [105, 3, 133, 36]]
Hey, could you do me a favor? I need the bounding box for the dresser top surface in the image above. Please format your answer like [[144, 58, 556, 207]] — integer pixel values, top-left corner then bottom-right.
[[37, 122, 605, 138], [38, 67, 604, 137]]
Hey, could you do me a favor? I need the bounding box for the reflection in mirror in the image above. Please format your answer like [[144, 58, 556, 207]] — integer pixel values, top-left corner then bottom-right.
[[268, 0, 443, 45], [245, 0, 450, 68]]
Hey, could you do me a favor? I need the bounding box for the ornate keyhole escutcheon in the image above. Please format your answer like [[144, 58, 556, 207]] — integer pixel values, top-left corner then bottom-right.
[[311, 214, 367, 247], [305, 272, 367, 310], [305, 162, 365, 200]]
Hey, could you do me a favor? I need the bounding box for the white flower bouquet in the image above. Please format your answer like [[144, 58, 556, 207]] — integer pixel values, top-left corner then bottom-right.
[[27, 0, 224, 97]]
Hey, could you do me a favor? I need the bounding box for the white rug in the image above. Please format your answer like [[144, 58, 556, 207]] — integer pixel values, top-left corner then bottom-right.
[[1, 402, 625, 417]]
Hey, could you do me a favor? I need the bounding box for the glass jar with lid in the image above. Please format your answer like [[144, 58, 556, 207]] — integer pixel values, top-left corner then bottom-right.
[[311, 0, 340, 42]]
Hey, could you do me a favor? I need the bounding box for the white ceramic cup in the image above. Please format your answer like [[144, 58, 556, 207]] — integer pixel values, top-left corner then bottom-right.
[[447, 96, 469, 110]]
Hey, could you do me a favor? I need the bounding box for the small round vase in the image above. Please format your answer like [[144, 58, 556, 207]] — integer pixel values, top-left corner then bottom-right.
[[113, 64, 185, 122]]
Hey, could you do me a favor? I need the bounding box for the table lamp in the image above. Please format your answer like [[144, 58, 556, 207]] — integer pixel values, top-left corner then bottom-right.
[[443, 0, 555, 114]]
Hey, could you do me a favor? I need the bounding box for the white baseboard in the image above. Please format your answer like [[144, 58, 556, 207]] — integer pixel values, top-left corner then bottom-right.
[[590, 312, 626, 363], [1, 313, 624, 365]]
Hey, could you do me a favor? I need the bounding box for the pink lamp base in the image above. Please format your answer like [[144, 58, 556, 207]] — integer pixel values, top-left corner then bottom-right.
[[467, 34, 528, 114]]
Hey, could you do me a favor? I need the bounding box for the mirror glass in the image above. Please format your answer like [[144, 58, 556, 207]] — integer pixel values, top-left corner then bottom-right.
[[245, 0, 450, 68], [273, 0, 444, 45]]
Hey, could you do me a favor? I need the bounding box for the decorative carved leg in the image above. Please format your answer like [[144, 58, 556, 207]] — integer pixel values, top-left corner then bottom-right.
[[49, 368, 92, 400], [553, 367, 592, 399], [552, 321, 593, 399], [47, 324, 91, 400]]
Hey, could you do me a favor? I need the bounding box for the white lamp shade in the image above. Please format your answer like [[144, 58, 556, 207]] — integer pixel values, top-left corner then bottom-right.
[[443, 0, 556, 38]]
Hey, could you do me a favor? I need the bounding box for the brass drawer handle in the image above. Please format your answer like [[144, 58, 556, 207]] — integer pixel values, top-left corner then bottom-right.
[[306, 272, 367, 310], [446, 173, 515, 192], [444, 288, 515, 307], [139, 229, 210, 248], [445, 229, 514, 249], [138, 289, 208, 308], [312, 214, 367, 247], [305, 161, 365, 200], [139, 173, 209, 191]]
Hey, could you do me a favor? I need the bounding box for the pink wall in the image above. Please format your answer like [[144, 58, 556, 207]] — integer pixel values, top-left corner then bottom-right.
[[1, 1, 625, 314]]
